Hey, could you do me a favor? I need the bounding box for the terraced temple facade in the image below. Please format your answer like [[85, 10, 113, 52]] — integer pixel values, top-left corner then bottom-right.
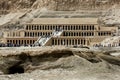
[[3, 18, 118, 46]]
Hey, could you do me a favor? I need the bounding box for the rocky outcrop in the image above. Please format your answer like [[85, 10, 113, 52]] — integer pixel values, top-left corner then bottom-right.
[[98, 5, 120, 26], [0, 0, 119, 30], [0, 47, 120, 75], [0, 0, 35, 11], [0, 0, 120, 13], [0, 47, 120, 80]]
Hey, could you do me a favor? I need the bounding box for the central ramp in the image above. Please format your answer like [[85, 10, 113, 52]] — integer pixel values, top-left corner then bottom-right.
[[34, 29, 63, 46]]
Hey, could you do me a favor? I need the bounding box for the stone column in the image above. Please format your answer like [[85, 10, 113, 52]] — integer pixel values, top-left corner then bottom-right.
[[57, 39, 58, 45], [85, 39, 88, 46], [67, 26, 68, 30], [73, 39, 75, 45], [41, 25, 42, 30], [79, 39, 81, 45], [21, 40, 23, 45], [77, 39, 78, 45], [70, 39, 71, 45], [20, 40, 21, 45], [33, 40, 34, 44], [30, 25, 32, 30], [68, 39, 70, 46], [59, 39, 61, 45]]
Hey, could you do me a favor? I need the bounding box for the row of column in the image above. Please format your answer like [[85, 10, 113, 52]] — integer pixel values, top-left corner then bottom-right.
[[7, 40, 36, 45], [52, 39, 89, 46], [26, 25, 95, 31], [63, 32, 94, 36], [25, 32, 52, 37], [25, 31, 96, 37], [7, 32, 20, 37], [62, 25, 95, 31], [98, 32, 111, 36]]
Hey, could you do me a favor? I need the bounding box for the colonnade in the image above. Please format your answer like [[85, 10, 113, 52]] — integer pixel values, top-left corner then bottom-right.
[[98, 32, 112, 36], [52, 38, 89, 46], [26, 24, 95, 31], [7, 32, 20, 37], [7, 39, 36, 46], [25, 32, 52, 37], [63, 32, 94, 36]]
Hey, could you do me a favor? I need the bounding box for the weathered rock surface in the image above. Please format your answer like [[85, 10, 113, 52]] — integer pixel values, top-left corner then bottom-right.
[[0, 0, 120, 12], [0, 0, 119, 12], [98, 5, 120, 26], [0, 47, 120, 80], [0, 0, 120, 30]]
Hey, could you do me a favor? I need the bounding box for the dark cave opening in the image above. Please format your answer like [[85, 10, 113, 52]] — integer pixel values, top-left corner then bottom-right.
[[8, 65, 24, 74]]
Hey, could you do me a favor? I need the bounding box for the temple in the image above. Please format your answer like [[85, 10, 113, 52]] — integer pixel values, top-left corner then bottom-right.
[[3, 18, 118, 47]]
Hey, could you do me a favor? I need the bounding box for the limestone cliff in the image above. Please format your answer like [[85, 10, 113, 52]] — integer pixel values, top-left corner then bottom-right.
[[98, 5, 120, 26], [0, 0, 120, 30], [0, 0, 120, 13]]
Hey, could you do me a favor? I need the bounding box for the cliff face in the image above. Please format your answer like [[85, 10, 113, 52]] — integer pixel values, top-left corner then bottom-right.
[[98, 5, 120, 26], [0, 0, 120, 12], [0, 0, 120, 30], [0, 0, 35, 10]]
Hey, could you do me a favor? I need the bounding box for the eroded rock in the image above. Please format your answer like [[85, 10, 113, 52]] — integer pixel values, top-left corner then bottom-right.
[[0, 47, 119, 75]]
